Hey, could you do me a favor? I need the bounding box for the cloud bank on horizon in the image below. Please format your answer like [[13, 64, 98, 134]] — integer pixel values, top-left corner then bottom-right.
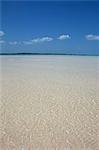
[[0, 31, 99, 46]]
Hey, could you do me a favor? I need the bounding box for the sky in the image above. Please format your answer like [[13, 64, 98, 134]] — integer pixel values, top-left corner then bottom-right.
[[0, 0, 99, 55]]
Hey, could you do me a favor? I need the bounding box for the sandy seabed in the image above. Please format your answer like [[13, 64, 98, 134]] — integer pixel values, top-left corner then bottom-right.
[[0, 55, 99, 150]]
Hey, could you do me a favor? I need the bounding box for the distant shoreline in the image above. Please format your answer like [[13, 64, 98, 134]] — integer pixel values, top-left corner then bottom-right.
[[0, 53, 99, 56]]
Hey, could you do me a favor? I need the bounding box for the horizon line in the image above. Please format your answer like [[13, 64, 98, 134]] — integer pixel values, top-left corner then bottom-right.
[[0, 52, 99, 56]]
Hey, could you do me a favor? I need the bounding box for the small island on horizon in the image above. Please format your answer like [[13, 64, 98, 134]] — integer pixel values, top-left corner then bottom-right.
[[0, 52, 99, 56]]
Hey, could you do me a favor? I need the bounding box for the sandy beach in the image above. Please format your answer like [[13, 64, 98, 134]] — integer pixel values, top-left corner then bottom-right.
[[0, 55, 99, 150]]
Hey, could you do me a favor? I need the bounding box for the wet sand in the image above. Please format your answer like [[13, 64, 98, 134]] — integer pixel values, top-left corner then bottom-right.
[[0, 55, 99, 150]]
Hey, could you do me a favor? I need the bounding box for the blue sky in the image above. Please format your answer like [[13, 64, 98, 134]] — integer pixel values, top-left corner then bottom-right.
[[0, 1, 99, 55]]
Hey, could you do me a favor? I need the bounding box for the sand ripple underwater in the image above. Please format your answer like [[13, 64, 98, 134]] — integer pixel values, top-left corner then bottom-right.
[[0, 56, 99, 150]]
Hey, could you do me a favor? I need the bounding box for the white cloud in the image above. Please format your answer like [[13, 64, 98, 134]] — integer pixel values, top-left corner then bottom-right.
[[58, 34, 71, 40], [23, 41, 33, 45], [0, 40, 5, 44], [0, 31, 5, 36], [31, 38, 41, 43], [86, 34, 99, 40], [9, 41, 18, 45], [32, 37, 53, 43], [40, 37, 53, 42], [23, 37, 53, 45]]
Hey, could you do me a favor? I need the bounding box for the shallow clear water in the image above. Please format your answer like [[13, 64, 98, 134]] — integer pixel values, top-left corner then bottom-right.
[[0, 55, 99, 150]]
